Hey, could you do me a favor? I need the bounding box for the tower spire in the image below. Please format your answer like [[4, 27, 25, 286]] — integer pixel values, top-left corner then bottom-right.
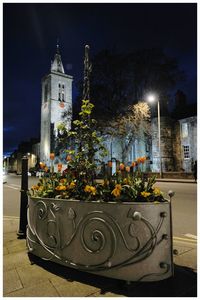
[[56, 38, 60, 54], [51, 40, 64, 74]]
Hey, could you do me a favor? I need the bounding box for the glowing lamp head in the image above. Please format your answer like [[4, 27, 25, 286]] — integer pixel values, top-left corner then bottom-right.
[[147, 95, 156, 103]]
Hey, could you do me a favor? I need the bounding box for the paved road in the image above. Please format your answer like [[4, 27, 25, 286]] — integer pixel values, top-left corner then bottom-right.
[[155, 181, 197, 239], [3, 174, 197, 240]]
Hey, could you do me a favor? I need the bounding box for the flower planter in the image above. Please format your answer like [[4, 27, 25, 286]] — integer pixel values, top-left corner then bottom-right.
[[27, 197, 173, 282]]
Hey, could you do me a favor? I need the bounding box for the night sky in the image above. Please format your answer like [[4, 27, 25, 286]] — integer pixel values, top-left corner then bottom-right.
[[3, 3, 197, 157]]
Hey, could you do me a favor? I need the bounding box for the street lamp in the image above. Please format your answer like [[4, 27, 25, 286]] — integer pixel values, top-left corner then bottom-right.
[[147, 94, 163, 178]]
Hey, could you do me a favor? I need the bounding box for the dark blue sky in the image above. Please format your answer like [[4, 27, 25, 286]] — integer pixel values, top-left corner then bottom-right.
[[3, 3, 197, 156]]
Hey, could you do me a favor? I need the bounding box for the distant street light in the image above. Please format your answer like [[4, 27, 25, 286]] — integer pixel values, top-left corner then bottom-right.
[[147, 94, 163, 178]]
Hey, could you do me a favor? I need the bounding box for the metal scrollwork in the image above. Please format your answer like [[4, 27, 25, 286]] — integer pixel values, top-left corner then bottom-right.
[[27, 199, 172, 280], [36, 201, 48, 220]]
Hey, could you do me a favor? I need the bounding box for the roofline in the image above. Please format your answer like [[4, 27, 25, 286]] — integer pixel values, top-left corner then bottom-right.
[[41, 72, 73, 82]]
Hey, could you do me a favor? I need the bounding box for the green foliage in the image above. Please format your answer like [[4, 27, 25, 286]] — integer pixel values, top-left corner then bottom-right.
[[57, 99, 108, 185], [29, 157, 166, 203], [31, 99, 166, 203]]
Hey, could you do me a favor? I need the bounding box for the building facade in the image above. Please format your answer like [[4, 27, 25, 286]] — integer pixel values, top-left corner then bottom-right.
[[179, 116, 197, 172], [99, 115, 197, 173], [40, 45, 73, 166]]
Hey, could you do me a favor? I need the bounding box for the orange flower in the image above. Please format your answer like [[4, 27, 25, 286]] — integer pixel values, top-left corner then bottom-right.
[[108, 161, 112, 167], [39, 162, 45, 169], [50, 153, 55, 160], [60, 178, 67, 184], [119, 163, 125, 171], [66, 155, 71, 161], [112, 184, 122, 197], [140, 156, 146, 164], [57, 163, 62, 172], [131, 161, 136, 168], [125, 166, 130, 172], [137, 157, 146, 164]]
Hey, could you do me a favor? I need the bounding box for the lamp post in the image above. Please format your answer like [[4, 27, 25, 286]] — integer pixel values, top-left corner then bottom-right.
[[147, 94, 163, 178]]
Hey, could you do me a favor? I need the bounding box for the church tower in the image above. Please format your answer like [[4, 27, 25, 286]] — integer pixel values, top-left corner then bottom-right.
[[40, 44, 73, 166]]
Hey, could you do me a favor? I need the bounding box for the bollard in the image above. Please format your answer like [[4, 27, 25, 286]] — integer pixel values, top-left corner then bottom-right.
[[17, 156, 28, 239]]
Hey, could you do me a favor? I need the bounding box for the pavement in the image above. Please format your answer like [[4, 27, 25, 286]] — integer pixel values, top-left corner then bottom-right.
[[3, 215, 197, 297]]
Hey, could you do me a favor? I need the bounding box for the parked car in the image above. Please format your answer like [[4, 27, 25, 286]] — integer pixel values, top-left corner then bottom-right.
[[29, 167, 37, 176]]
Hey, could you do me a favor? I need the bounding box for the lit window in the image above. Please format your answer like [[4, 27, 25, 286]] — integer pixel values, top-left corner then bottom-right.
[[183, 145, 190, 159], [182, 123, 188, 138]]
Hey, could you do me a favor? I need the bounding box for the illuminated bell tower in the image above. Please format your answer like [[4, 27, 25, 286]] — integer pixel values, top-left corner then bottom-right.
[[40, 44, 73, 165]]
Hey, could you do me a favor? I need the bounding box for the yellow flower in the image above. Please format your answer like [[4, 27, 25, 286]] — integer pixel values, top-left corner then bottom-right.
[[69, 181, 76, 189], [31, 185, 39, 190], [84, 185, 91, 193], [84, 185, 96, 195], [153, 187, 161, 196], [112, 184, 122, 197], [123, 178, 129, 184], [55, 185, 67, 191], [90, 186, 96, 195], [141, 191, 151, 198]]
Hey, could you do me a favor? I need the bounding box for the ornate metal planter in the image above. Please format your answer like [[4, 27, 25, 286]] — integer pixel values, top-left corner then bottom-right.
[[27, 197, 173, 282]]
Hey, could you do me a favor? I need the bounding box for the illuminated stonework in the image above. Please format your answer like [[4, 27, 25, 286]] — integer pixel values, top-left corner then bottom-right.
[[40, 46, 73, 165]]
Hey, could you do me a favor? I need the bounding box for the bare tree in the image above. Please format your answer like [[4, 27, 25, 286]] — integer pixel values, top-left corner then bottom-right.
[[107, 102, 151, 163]]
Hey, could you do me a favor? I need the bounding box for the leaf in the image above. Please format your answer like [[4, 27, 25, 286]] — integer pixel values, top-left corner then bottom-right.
[[129, 223, 136, 237], [68, 208, 76, 220]]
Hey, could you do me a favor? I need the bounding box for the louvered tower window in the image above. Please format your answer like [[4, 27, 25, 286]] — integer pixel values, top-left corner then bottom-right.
[[62, 84, 65, 101]]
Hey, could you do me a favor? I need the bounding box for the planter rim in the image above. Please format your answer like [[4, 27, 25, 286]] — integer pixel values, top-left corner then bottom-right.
[[29, 196, 170, 205]]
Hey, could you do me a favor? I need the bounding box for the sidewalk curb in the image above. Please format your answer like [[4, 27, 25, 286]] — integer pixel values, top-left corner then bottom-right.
[[156, 179, 196, 184]]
